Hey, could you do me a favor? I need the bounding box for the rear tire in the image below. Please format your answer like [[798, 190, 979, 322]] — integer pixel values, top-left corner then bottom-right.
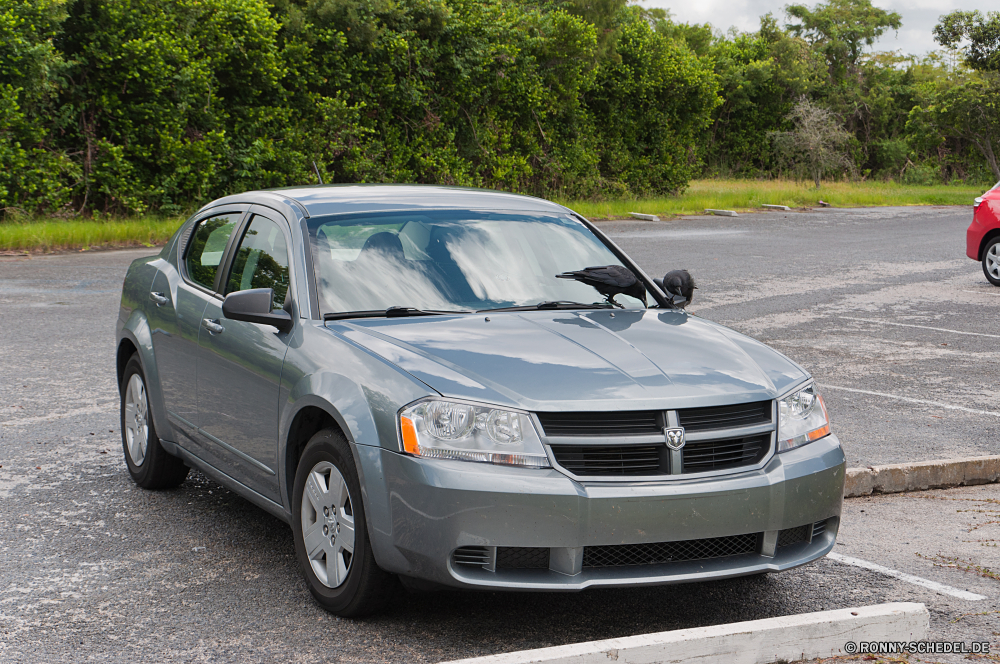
[[983, 237, 1000, 286], [291, 428, 396, 617], [120, 354, 189, 489]]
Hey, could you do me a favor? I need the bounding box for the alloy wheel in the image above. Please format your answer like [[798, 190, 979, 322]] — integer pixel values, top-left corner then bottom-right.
[[123, 373, 149, 466], [987, 244, 1000, 280], [300, 461, 356, 588]]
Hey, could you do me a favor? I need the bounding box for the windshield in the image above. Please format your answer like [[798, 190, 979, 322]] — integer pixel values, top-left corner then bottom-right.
[[307, 210, 650, 314]]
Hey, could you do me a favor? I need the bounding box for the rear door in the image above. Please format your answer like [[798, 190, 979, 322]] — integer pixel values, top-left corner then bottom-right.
[[149, 210, 246, 444], [195, 209, 295, 500]]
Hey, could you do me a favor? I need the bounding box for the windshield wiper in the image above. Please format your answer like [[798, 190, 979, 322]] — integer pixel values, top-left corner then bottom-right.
[[324, 306, 472, 322], [477, 301, 614, 313]]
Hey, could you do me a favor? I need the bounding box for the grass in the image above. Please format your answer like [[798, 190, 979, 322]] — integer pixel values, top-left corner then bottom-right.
[[0, 216, 184, 253], [559, 179, 985, 219], [0, 179, 988, 252]]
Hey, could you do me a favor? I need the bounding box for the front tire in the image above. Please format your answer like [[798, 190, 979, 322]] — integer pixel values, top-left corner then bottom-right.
[[983, 237, 1000, 286], [292, 428, 396, 617], [120, 353, 189, 489]]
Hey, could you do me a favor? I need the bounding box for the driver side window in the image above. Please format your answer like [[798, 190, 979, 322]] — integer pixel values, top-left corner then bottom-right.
[[226, 214, 291, 310], [185, 213, 241, 290]]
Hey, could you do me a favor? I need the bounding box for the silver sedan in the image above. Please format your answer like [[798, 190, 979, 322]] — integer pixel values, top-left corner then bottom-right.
[[116, 185, 845, 617]]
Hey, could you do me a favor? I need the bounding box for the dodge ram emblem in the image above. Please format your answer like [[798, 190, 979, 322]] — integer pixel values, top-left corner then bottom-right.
[[664, 427, 686, 451]]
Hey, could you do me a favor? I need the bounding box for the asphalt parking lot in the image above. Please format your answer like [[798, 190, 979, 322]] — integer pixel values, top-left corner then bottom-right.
[[1, 205, 998, 662]]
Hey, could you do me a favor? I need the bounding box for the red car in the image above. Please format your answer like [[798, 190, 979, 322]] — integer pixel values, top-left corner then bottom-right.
[[967, 181, 1000, 286]]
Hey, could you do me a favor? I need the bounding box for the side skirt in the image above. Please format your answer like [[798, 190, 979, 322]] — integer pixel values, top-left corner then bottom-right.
[[161, 439, 292, 525]]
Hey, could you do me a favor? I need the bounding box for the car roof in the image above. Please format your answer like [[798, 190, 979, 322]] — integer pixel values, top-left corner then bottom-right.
[[201, 184, 572, 220]]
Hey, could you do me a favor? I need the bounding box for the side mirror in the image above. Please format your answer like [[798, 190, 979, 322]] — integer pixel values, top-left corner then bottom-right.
[[222, 288, 293, 332]]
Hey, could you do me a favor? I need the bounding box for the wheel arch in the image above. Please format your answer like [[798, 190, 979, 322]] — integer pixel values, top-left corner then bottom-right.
[[117, 312, 173, 442], [279, 372, 417, 572], [116, 337, 139, 391], [978, 229, 1000, 261], [283, 402, 346, 511]]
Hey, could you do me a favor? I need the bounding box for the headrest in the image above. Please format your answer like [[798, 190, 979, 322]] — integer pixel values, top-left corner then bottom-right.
[[359, 232, 405, 260]]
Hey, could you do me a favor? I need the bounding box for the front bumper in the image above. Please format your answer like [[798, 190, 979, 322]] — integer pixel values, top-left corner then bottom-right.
[[360, 434, 845, 590]]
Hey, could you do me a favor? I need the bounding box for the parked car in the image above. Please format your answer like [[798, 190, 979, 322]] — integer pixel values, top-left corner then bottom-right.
[[116, 185, 845, 617], [967, 180, 1000, 285]]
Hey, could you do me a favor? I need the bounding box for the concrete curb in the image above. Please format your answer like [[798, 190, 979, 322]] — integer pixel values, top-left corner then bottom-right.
[[439, 603, 929, 664], [845, 455, 1000, 497], [629, 212, 659, 221]]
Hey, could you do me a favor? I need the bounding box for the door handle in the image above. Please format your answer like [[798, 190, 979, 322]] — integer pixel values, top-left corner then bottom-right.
[[149, 291, 170, 306], [202, 318, 225, 334]]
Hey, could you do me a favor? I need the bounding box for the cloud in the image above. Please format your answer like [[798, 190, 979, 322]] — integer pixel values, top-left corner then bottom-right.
[[637, 0, 965, 56]]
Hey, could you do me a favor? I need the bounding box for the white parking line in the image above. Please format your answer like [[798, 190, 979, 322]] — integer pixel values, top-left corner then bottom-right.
[[841, 316, 1000, 339], [821, 384, 1000, 418], [827, 552, 986, 601]]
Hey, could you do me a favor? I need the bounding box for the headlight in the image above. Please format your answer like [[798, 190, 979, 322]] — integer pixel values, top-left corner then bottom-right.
[[398, 399, 551, 468], [777, 383, 830, 452]]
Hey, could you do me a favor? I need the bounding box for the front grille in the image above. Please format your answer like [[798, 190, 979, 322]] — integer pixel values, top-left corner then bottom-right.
[[540, 402, 774, 477], [812, 519, 828, 539], [551, 434, 769, 476], [677, 401, 771, 432], [682, 434, 770, 472], [777, 525, 811, 548], [583, 533, 759, 568], [536, 411, 661, 437], [496, 547, 549, 569], [452, 546, 491, 568], [550, 444, 665, 476]]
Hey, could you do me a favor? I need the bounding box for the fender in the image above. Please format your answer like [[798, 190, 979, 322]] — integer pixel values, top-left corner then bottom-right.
[[118, 310, 174, 443], [279, 369, 432, 573]]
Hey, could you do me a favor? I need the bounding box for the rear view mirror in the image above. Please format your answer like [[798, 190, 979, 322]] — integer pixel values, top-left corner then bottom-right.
[[222, 288, 293, 332]]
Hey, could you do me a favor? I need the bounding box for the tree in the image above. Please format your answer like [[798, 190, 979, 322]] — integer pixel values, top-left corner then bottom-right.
[[784, 0, 901, 84], [909, 74, 1000, 182], [696, 14, 822, 175], [587, 6, 720, 196], [770, 97, 852, 187], [933, 10, 1000, 72], [0, 0, 77, 213]]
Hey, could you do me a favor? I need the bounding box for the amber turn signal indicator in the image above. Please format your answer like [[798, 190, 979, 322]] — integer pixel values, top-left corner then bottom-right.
[[400, 416, 420, 455]]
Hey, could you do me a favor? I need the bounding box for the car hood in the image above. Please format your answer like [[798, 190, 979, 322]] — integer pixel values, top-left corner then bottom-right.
[[332, 309, 808, 411]]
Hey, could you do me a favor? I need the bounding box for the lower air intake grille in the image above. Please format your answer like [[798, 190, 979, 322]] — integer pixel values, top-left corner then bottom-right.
[[452, 546, 491, 568], [550, 444, 664, 476], [583, 533, 758, 568], [682, 434, 770, 472], [776, 525, 811, 548], [812, 520, 828, 539], [496, 547, 549, 569]]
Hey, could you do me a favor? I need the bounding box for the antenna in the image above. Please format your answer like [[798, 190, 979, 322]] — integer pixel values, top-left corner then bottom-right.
[[312, 161, 324, 185]]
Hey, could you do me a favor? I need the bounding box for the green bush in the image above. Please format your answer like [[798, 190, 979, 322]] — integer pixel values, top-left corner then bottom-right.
[[0, 0, 996, 216]]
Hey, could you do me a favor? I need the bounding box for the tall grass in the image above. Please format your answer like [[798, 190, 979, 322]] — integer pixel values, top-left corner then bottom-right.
[[560, 179, 984, 219], [0, 179, 986, 251], [0, 216, 184, 252]]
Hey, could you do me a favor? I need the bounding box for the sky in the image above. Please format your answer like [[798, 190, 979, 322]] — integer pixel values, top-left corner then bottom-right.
[[637, 0, 986, 57]]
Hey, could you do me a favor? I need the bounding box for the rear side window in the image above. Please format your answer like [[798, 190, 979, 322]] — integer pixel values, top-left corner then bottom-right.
[[185, 214, 241, 290], [226, 214, 291, 309]]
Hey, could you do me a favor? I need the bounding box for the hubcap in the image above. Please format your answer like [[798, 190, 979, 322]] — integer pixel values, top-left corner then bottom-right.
[[123, 373, 149, 466], [987, 244, 1000, 280], [300, 461, 356, 588]]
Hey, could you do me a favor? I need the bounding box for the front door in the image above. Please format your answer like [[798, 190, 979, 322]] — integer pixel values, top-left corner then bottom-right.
[[150, 212, 243, 443], [196, 212, 293, 501]]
